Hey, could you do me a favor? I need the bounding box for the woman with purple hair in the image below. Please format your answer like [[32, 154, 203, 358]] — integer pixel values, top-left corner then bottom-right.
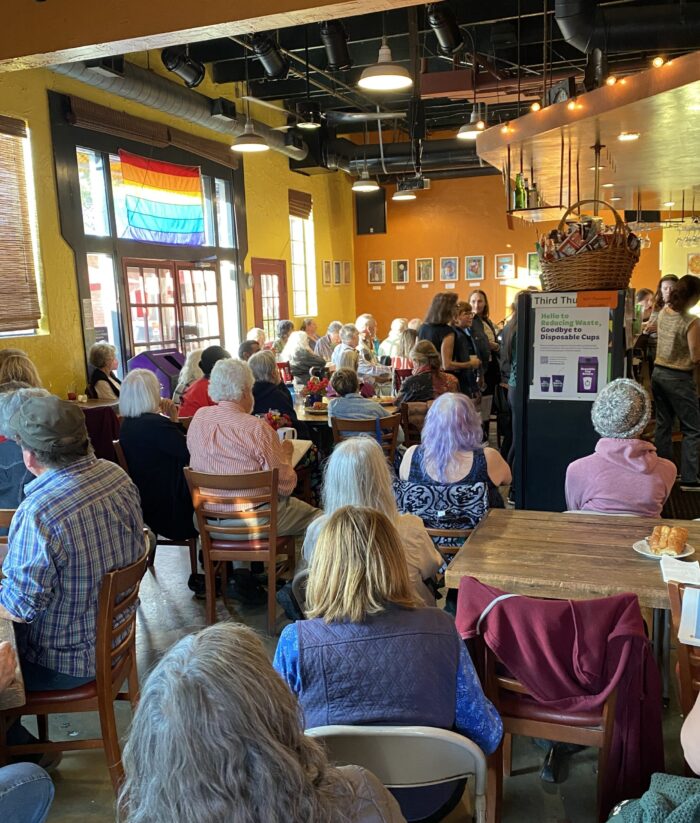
[[395, 393, 511, 549]]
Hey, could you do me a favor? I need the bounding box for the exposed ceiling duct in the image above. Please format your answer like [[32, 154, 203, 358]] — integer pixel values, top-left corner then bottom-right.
[[50, 60, 308, 161], [334, 138, 483, 176], [554, 0, 700, 53]]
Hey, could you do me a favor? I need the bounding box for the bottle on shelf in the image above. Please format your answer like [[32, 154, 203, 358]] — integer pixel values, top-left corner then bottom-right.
[[528, 182, 539, 209], [514, 173, 526, 210]]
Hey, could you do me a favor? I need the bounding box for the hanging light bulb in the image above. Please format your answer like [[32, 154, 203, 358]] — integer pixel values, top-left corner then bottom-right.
[[530, 101, 541, 112], [358, 36, 413, 91], [457, 107, 485, 140], [231, 120, 269, 153], [393, 189, 416, 201], [352, 169, 380, 193]]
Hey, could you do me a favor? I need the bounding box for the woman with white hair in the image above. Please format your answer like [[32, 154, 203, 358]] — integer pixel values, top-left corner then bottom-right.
[[87, 342, 121, 400], [0, 383, 48, 523], [172, 348, 203, 405], [119, 622, 404, 823], [280, 330, 330, 387], [118, 369, 196, 542], [303, 437, 442, 605], [378, 317, 408, 360], [246, 327, 266, 347]]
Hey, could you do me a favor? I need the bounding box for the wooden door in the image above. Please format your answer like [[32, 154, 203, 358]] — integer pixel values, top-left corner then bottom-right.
[[251, 258, 289, 343]]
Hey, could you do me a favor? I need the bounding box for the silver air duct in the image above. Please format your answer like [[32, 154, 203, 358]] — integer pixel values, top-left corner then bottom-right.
[[51, 60, 308, 161]]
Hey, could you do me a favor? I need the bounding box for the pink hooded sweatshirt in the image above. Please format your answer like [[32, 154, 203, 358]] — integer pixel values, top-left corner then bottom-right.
[[565, 438, 676, 517]]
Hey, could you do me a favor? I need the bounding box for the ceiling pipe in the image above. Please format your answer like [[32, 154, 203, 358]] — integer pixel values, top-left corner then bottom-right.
[[50, 60, 308, 160], [555, 0, 700, 53], [339, 138, 481, 175]]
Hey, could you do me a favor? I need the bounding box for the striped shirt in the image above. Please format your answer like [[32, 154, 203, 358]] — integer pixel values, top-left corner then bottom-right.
[[186, 400, 297, 509], [0, 456, 144, 678]]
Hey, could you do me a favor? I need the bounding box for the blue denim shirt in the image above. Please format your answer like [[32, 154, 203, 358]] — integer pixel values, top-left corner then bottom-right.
[[0, 440, 32, 535]]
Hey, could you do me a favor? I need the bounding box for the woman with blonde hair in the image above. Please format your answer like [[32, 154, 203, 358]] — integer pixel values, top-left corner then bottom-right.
[[87, 342, 120, 399], [302, 438, 442, 605], [281, 330, 330, 387], [172, 347, 203, 404], [0, 354, 41, 388], [119, 622, 403, 823], [275, 506, 502, 821]]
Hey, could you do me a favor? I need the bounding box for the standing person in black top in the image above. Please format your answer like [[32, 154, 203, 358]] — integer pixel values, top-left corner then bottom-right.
[[450, 301, 481, 400], [468, 290, 501, 394], [419, 292, 478, 379]]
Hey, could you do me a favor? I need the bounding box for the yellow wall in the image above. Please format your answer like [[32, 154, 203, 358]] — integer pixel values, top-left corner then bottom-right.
[[662, 227, 700, 278], [0, 62, 355, 393]]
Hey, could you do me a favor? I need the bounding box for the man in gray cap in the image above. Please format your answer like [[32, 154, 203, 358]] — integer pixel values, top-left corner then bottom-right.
[[0, 395, 144, 691], [565, 378, 676, 517]]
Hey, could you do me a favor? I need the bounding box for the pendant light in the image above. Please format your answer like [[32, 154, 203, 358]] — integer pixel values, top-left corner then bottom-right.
[[352, 169, 380, 193], [358, 17, 412, 92], [297, 28, 322, 131], [457, 106, 485, 140], [393, 189, 416, 201], [231, 44, 269, 154]]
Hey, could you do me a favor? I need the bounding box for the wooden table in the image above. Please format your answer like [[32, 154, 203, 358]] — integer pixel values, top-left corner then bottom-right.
[[445, 509, 700, 609], [445, 509, 700, 701]]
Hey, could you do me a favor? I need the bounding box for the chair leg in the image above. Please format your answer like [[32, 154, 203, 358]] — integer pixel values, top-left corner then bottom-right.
[[267, 558, 277, 636], [127, 659, 140, 708], [204, 558, 217, 625], [147, 546, 156, 567], [36, 715, 48, 742], [187, 539, 198, 576], [486, 746, 503, 823], [502, 733, 513, 777], [97, 690, 125, 796]]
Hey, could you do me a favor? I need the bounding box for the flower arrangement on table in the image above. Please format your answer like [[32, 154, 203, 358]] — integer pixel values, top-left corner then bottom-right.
[[300, 376, 331, 407], [261, 410, 294, 431]]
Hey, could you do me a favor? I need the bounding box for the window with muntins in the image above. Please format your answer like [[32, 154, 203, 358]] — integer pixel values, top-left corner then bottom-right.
[[290, 213, 317, 318]]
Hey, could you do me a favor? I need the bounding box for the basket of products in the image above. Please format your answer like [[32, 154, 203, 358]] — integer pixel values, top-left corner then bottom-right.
[[538, 199, 640, 292]]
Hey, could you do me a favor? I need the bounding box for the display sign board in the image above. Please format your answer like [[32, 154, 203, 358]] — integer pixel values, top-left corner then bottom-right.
[[530, 292, 611, 401]]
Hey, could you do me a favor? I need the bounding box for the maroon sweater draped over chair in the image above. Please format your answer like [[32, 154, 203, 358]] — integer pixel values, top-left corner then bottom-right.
[[455, 577, 664, 818]]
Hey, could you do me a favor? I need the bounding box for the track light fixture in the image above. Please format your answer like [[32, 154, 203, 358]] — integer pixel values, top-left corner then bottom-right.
[[426, 3, 464, 56], [251, 34, 290, 80], [161, 46, 205, 88], [319, 20, 353, 71]]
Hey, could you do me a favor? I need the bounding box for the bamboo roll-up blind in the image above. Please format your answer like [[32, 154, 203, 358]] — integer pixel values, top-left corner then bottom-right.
[[288, 189, 312, 219], [0, 118, 41, 332]]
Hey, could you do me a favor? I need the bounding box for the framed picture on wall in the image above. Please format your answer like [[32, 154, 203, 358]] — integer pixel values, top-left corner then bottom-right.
[[527, 252, 542, 281], [342, 261, 351, 285], [688, 253, 700, 275], [415, 258, 434, 282], [391, 259, 409, 284], [368, 260, 386, 284], [322, 260, 332, 286], [440, 256, 459, 281], [333, 261, 342, 286], [495, 253, 515, 280], [465, 256, 484, 281]]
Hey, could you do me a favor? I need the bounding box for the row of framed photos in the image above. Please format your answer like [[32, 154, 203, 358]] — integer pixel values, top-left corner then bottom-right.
[[367, 253, 542, 285], [321, 260, 352, 286]]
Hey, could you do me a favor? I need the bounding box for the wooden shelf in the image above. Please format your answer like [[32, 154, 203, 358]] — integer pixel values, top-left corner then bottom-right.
[[507, 206, 567, 223]]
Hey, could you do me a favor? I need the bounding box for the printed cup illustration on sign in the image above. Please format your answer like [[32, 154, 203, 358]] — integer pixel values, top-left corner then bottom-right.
[[577, 357, 599, 393]]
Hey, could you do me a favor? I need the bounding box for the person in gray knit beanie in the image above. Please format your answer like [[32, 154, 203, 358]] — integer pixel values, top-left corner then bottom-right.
[[565, 378, 676, 516], [591, 378, 650, 439]]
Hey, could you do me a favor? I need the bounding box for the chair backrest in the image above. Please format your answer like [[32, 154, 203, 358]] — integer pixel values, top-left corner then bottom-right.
[[277, 361, 293, 384], [183, 467, 280, 547], [668, 581, 700, 717], [112, 440, 129, 474], [331, 414, 401, 462], [394, 368, 412, 393], [399, 401, 432, 447], [177, 416, 193, 430], [0, 509, 15, 551], [95, 552, 148, 696], [425, 527, 472, 556], [306, 724, 486, 820]]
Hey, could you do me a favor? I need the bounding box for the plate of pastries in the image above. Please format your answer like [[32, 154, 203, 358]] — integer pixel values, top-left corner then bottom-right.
[[633, 525, 695, 560]]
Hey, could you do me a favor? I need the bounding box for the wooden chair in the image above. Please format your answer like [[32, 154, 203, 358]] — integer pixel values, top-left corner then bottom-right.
[[184, 467, 295, 634], [425, 527, 472, 559], [399, 401, 433, 447], [331, 414, 401, 463], [277, 361, 293, 384], [475, 636, 618, 823], [0, 509, 14, 545], [113, 440, 197, 576], [393, 368, 412, 393], [668, 581, 700, 773], [0, 552, 148, 794]]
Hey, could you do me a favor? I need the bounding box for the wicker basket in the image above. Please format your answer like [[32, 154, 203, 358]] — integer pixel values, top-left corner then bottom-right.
[[539, 199, 639, 292]]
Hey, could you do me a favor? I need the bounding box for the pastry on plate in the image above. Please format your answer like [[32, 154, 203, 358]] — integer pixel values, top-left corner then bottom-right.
[[648, 525, 688, 555]]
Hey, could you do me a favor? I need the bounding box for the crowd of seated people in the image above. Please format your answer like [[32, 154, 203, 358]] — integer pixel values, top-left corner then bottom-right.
[[1, 286, 699, 822]]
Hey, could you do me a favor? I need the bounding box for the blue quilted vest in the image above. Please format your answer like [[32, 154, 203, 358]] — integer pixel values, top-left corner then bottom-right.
[[296, 607, 461, 730]]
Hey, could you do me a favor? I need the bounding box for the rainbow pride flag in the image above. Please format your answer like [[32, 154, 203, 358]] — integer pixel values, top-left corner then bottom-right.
[[117, 150, 205, 245]]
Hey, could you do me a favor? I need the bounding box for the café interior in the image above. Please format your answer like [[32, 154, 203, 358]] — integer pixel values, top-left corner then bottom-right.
[[1, 0, 700, 821]]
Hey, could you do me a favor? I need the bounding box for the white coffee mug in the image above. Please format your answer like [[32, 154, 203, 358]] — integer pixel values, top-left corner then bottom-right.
[[277, 427, 297, 441]]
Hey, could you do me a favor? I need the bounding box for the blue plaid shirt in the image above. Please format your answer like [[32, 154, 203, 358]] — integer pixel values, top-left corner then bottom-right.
[[0, 456, 144, 677]]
